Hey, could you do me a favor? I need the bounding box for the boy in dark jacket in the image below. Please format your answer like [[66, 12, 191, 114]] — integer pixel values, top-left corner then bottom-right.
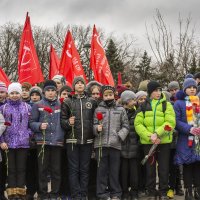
[[120, 90, 139, 200], [93, 85, 129, 200], [61, 76, 97, 200], [29, 80, 64, 200]]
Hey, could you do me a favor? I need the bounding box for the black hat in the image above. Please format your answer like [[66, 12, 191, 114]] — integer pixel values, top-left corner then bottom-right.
[[147, 81, 162, 95], [194, 72, 200, 79], [72, 76, 86, 89], [30, 86, 42, 98], [43, 80, 57, 91], [102, 85, 115, 94], [59, 85, 72, 96]]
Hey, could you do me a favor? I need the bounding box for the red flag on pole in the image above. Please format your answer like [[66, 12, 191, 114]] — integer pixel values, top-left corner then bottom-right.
[[18, 13, 44, 85], [0, 67, 11, 86], [49, 45, 60, 79], [59, 30, 87, 85], [90, 25, 114, 86], [117, 72, 122, 85]]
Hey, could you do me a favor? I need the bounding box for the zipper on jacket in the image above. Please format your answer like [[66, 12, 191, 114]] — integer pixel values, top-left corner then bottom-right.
[[107, 108, 111, 144], [152, 99, 160, 132], [80, 98, 84, 144]]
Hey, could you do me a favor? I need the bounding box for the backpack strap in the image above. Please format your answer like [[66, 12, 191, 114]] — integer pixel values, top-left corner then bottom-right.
[[140, 100, 167, 117]]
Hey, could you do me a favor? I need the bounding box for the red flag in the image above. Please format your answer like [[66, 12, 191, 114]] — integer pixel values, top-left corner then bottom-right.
[[18, 13, 44, 85], [0, 67, 11, 86], [90, 25, 114, 86], [59, 30, 87, 85], [49, 45, 60, 79], [117, 72, 122, 85]]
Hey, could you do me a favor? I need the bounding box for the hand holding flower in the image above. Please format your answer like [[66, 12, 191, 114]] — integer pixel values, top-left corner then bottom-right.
[[69, 116, 75, 126], [0, 142, 8, 150]]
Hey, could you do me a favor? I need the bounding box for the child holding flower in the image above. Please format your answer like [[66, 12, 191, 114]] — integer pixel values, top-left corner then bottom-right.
[[93, 85, 129, 200], [29, 80, 64, 200], [134, 81, 175, 200]]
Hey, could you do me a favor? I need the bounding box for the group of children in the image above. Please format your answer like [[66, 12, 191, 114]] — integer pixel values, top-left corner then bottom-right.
[[0, 73, 200, 200]]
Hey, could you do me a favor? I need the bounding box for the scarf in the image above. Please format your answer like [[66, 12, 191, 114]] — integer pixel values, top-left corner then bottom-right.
[[185, 96, 199, 125]]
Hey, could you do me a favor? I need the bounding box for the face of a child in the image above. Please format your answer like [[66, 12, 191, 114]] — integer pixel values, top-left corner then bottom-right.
[[75, 81, 85, 94], [60, 90, 69, 99], [185, 86, 197, 96], [127, 99, 137, 108], [22, 88, 30, 99], [196, 78, 200, 84], [0, 91, 7, 102], [91, 87, 100, 100], [44, 89, 57, 100], [103, 90, 114, 101], [137, 96, 147, 105], [169, 88, 179, 97], [9, 91, 21, 101], [150, 88, 162, 100], [54, 80, 63, 91], [31, 92, 41, 103]]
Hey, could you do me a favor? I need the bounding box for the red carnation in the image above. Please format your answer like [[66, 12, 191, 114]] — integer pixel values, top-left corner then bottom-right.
[[70, 91, 75, 96], [96, 112, 103, 121], [4, 122, 11, 126], [43, 106, 53, 114], [195, 105, 200, 113], [59, 98, 64, 104], [164, 125, 172, 132]]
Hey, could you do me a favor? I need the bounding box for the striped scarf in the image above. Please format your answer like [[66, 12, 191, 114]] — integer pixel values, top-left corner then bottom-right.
[[185, 96, 200, 125]]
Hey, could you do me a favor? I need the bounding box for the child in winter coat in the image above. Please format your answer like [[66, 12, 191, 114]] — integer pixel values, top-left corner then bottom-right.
[[26, 86, 42, 200], [134, 81, 175, 200], [120, 90, 139, 200], [0, 82, 8, 200], [93, 85, 129, 200], [61, 76, 97, 200], [29, 80, 64, 200], [0, 82, 32, 200], [174, 78, 200, 200]]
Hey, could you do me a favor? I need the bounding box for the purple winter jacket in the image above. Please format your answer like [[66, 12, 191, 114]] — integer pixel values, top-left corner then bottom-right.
[[0, 99, 32, 149]]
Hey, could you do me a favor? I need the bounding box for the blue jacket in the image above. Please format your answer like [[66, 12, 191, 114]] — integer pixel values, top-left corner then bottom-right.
[[29, 97, 64, 146], [174, 90, 200, 165]]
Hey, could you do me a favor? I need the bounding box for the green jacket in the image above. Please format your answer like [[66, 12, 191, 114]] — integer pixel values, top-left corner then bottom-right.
[[134, 94, 176, 144]]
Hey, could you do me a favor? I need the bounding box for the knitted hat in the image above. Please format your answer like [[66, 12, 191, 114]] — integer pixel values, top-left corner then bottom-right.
[[102, 85, 115, 94], [162, 91, 172, 101], [138, 80, 149, 91], [136, 91, 147, 100], [116, 85, 128, 97], [8, 82, 22, 95], [168, 81, 180, 91], [194, 72, 200, 79], [30, 86, 42, 98], [185, 74, 194, 79], [121, 90, 136, 104], [59, 85, 72, 96], [52, 75, 66, 85], [86, 81, 102, 95], [0, 82, 7, 92], [43, 80, 57, 92], [147, 81, 162, 96], [72, 76, 86, 89], [183, 78, 197, 91], [21, 82, 32, 91]]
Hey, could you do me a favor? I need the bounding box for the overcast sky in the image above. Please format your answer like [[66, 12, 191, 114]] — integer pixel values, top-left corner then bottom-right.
[[0, 0, 200, 51]]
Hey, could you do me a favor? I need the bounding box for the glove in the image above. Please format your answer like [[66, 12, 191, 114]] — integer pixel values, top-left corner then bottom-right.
[[190, 127, 200, 136], [150, 133, 158, 143]]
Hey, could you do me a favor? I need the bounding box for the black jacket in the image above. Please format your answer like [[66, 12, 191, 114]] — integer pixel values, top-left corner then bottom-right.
[[121, 108, 140, 158], [60, 94, 97, 144]]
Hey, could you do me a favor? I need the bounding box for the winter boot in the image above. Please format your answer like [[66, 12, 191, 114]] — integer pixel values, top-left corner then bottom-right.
[[6, 188, 17, 200], [194, 187, 200, 200], [185, 188, 195, 200], [16, 188, 26, 200]]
